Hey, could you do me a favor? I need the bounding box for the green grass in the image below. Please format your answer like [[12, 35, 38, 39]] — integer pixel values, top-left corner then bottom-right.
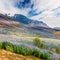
[[0, 42, 50, 60]]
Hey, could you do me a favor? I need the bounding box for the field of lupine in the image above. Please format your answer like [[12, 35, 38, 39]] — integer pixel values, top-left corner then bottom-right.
[[0, 34, 60, 60]]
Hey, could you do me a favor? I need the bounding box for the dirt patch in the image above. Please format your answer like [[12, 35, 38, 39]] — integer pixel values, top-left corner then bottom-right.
[[0, 49, 41, 60]]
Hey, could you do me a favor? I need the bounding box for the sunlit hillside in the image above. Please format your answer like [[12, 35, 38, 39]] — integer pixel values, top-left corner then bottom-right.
[[0, 50, 41, 60], [54, 31, 60, 36]]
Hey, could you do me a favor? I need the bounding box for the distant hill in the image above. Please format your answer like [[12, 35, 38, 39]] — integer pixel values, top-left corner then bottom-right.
[[54, 27, 60, 31], [11, 14, 48, 27], [0, 13, 60, 39]]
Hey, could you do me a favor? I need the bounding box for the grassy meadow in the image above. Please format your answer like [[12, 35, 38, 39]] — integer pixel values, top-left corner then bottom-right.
[[0, 33, 60, 60]]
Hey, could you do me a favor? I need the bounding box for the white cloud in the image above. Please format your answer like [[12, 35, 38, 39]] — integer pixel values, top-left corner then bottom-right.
[[43, 17, 60, 28], [0, 0, 60, 28], [0, 0, 30, 16], [29, 0, 60, 28]]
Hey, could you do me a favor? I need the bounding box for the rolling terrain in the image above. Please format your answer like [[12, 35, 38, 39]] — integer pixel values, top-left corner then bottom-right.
[[0, 14, 60, 39], [0, 14, 60, 60]]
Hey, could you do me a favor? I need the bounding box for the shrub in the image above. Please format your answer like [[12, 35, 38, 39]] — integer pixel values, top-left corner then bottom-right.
[[43, 53, 50, 60], [15, 46, 21, 54], [4, 42, 14, 52], [16, 45, 34, 55], [58, 58, 60, 60], [0, 43, 3, 49], [40, 53, 50, 60], [32, 49, 41, 57], [56, 48, 60, 54], [33, 37, 45, 48], [33, 37, 41, 47], [21, 46, 31, 55], [32, 49, 50, 60], [40, 42, 45, 48]]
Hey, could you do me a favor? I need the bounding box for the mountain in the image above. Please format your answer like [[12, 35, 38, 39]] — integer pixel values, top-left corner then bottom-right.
[[11, 14, 32, 24], [54, 27, 60, 31], [0, 13, 60, 39], [0, 14, 20, 28], [11, 14, 55, 34], [11, 14, 48, 27]]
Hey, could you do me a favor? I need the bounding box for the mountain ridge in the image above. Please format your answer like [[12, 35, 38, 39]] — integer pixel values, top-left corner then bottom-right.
[[0, 13, 60, 39]]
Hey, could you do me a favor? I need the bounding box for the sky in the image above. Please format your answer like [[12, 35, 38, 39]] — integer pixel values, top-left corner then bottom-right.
[[0, 0, 60, 28]]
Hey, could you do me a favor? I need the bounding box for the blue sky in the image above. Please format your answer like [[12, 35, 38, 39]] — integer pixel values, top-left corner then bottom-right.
[[0, 0, 60, 28]]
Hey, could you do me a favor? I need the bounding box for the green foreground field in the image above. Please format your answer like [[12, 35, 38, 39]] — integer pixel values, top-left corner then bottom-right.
[[0, 34, 60, 60]]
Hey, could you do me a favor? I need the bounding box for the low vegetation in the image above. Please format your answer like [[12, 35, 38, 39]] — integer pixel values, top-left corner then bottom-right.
[[0, 36, 60, 60], [0, 42, 50, 60], [33, 37, 46, 48], [56, 48, 60, 54], [0, 43, 3, 49], [58, 58, 60, 60]]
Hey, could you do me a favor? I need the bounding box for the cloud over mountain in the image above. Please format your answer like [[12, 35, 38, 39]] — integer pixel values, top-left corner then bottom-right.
[[0, 0, 60, 28]]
